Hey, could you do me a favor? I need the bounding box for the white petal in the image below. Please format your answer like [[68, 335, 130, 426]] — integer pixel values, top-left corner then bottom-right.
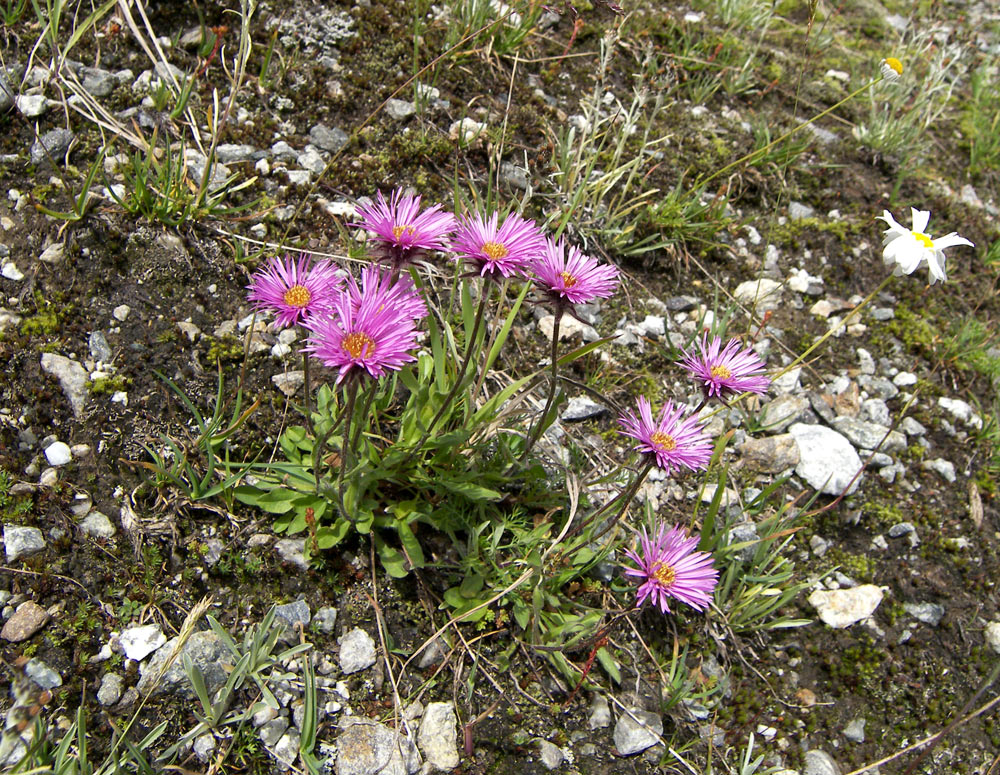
[[877, 210, 906, 234], [927, 252, 947, 283], [931, 233, 974, 250], [910, 208, 930, 233]]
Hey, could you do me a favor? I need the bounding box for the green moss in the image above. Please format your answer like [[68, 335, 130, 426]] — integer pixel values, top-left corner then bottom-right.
[[205, 335, 245, 363], [19, 292, 68, 337], [89, 374, 131, 395]]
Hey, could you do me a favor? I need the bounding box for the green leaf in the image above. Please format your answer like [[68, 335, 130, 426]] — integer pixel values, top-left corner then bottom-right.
[[596, 646, 622, 684], [437, 477, 501, 502], [459, 573, 484, 597], [397, 521, 425, 569], [315, 520, 350, 549], [376, 538, 409, 578], [443, 587, 491, 621]]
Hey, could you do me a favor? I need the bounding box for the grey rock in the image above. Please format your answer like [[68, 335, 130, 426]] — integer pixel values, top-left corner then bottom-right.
[[904, 602, 945, 626], [637, 314, 665, 337], [985, 621, 1000, 655], [203, 538, 224, 565], [499, 161, 528, 189], [804, 749, 842, 775], [120, 623, 166, 661], [858, 375, 899, 400], [893, 371, 918, 387], [832, 416, 906, 453], [665, 295, 698, 311], [810, 534, 830, 557], [81, 66, 116, 96], [274, 599, 311, 640], [538, 739, 565, 770], [137, 631, 230, 698], [734, 278, 782, 312], [789, 424, 864, 495], [81, 511, 116, 539], [922, 458, 956, 482], [24, 658, 62, 689], [789, 201, 815, 220], [309, 124, 349, 153], [562, 396, 606, 421], [273, 728, 300, 770], [260, 717, 289, 747], [0, 68, 13, 112], [871, 307, 895, 321], [728, 522, 759, 563], [339, 627, 377, 674], [4, 524, 46, 562], [418, 701, 459, 771], [271, 140, 298, 162], [860, 398, 890, 426], [297, 147, 326, 175], [1, 601, 50, 642], [613, 707, 662, 756], [900, 417, 927, 436], [40, 353, 89, 420], [738, 434, 799, 473], [938, 396, 982, 428], [17, 94, 49, 117], [314, 606, 338, 634], [386, 98, 415, 120], [88, 331, 113, 362], [808, 585, 883, 628], [30, 128, 74, 164], [588, 693, 611, 729], [193, 733, 216, 763], [879, 462, 905, 483], [215, 143, 256, 163], [760, 395, 810, 432], [856, 347, 875, 375], [888, 522, 915, 538], [97, 673, 124, 706], [336, 717, 421, 775], [274, 537, 308, 570], [843, 718, 866, 743]]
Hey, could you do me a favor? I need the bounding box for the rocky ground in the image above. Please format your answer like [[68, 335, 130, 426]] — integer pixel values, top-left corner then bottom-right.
[[1, 0, 1000, 774]]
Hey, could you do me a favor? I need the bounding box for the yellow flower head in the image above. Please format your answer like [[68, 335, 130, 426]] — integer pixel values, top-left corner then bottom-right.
[[880, 57, 903, 81]]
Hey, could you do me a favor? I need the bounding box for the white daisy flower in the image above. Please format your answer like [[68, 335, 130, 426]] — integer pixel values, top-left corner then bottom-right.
[[880, 57, 903, 82], [876, 208, 974, 284]]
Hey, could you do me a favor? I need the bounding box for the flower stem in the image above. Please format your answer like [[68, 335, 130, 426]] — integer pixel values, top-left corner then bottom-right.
[[337, 378, 360, 520], [302, 349, 311, 417], [522, 306, 564, 461], [564, 458, 656, 552], [406, 280, 491, 458]]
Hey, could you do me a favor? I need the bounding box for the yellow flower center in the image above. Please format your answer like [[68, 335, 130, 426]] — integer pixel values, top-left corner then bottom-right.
[[283, 285, 311, 308], [343, 332, 376, 359], [710, 364, 732, 380], [911, 231, 934, 249], [392, 225, 416, 241], [884, 57, 903, 76], [559, 271, 578, 288], [481, 241, 509, 261], [652, 562, 676, 588], [649, 431, 677, 451]]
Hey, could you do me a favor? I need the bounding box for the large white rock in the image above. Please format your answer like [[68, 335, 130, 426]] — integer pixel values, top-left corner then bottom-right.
[[789, 423, 864, 495], [808, 585, 883, 628], [734, 278, 782, 312]]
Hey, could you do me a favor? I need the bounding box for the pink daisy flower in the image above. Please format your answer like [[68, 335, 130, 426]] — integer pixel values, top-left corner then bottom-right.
[[354, 188, 455, 266], [624, 524, 719, 614], [304, 281, 420, 383], [677, 334, 771, 400], [618, 397, 713, 474], [452, 210, 546, 279], [347, 264, 428, 322], [532, 238, 620, 308], [246, 254, 342, 329]]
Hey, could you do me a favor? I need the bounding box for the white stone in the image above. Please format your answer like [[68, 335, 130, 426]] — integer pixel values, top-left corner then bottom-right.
[[985, 621, 1000, 655], [17, 94, 50, 117], [418, 701, 460, 771], [120, 624, 167, 661], [449, 117, 487, 144], [81, 511, 116, 539], [733, 278, 782, 312], [2, 262, 24, 281], [112, 304, 131, 321], [38, 243, 65, 264], [789, 423, 864, 495], [44, 441, 72, 466], [808, 584, 883, 628]]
